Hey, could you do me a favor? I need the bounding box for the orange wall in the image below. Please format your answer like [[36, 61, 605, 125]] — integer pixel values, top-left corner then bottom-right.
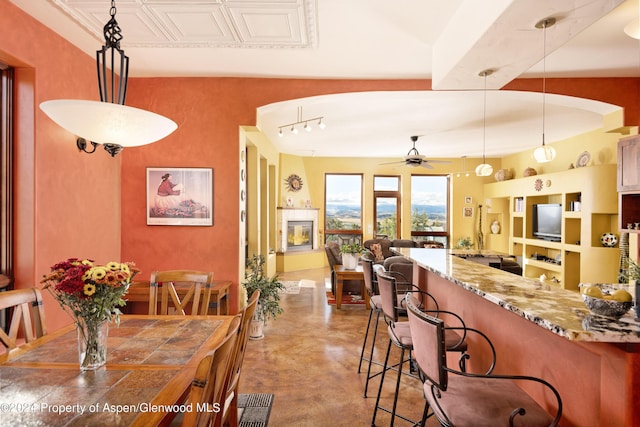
[[0, 0, 122, 331]]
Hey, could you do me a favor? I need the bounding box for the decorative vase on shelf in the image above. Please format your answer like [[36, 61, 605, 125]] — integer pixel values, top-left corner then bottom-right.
[[600, 232, 618, 248], [76, 317, 109, 371], [490, 220, 501, 234], [494, 169, 513, 182], [523, 167, 538, 177]]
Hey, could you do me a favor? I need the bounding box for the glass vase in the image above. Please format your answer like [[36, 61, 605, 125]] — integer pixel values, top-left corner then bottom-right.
[[76, 317, 109, 371]]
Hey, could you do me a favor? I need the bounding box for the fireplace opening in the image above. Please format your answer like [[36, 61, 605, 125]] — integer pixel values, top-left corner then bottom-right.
[[287, 220, 313, 251]]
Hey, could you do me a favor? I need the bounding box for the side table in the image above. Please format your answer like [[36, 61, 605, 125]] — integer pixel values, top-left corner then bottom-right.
[[334, 265, 370, 309]]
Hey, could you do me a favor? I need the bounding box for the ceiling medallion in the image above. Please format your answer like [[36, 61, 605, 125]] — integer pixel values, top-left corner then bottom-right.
[[285, 174, 303, 192]]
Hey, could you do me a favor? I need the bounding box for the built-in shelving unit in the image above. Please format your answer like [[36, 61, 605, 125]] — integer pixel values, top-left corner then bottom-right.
[[484, 164, 619, 291]]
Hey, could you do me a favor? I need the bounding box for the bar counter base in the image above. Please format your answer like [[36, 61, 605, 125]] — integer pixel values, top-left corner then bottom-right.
[[415, 266, 640, 427]]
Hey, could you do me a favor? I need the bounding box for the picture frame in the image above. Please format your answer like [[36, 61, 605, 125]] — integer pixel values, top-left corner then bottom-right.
[[146, 167, 213, 226], [464, 196, 472, 204], [463, 207, 474, 218]]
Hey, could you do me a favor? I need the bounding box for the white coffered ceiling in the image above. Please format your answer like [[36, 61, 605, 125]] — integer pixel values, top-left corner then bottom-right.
[[9, 0, 640, 160]]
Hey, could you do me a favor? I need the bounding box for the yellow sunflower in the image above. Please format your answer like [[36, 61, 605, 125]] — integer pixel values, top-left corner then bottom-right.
[[90, 267, 108, 283], [83, 283, 96, 296], [106, 261, 121, 271]]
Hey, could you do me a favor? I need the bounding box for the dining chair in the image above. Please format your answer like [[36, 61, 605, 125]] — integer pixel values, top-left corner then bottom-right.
[[149, 270, 214, 316], [372, 272, 468, 427], [180, 314, 242, 427], [218, 289, 260, 427], [0, 288, 47, 351], [405, 294, 563, 427]]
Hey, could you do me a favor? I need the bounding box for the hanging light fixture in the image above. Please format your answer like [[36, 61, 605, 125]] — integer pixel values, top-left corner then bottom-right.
[[532, 17, 557, 163], [277, 106, 325, 136], [39, 0, 177, 157], [475, 69, 494, 177]]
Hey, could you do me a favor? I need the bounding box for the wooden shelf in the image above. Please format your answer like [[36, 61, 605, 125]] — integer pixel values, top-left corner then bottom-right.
[[484, 164, 618, 291]]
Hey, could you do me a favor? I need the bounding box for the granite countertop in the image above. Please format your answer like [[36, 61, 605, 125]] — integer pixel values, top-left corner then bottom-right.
[[392, 247, 640, 343]]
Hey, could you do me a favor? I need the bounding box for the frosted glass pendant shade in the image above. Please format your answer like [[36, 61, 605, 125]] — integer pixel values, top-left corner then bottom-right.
[[40, 99, 177, 147], [533, 145, 556, 163], [475, 163, 493, 176]]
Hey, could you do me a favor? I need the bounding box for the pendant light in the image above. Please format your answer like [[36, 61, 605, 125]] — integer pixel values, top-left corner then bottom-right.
[[475, 69, 494, 177], [39, 1, 177, 157], [532, 17, 557, 163]]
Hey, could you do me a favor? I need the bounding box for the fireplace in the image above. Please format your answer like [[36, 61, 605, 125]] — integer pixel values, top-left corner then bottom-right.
[[277, 208, 319, 252], [287, 220, 313, 251]]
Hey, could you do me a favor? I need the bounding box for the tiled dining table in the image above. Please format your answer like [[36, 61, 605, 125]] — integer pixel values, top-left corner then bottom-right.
[[0, 314, 232, 426]]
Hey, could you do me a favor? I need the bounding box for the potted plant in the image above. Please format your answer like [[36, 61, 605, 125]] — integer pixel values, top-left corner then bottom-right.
[[340, 242, 364, 270], [243, 254, 285, 340], [455, 236, 474, 250]]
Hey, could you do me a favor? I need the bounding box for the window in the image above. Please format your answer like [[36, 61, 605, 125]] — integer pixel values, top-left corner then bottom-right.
[[374, 176, 400, 239], [410, 175, 449, 246], [0, 63, 12, 276], [325, 174, 362, 245]]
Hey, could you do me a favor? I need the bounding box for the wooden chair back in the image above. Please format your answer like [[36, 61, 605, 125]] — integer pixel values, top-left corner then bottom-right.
[[149, 270, 214, 316], [219, 289, 260, 427], [182, 315, 241, 427], [0, 288, 47, 351]]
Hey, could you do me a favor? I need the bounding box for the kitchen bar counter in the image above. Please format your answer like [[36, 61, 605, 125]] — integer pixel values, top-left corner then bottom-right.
[[394, 247, 640, 342], [393, 247, 640, 427]]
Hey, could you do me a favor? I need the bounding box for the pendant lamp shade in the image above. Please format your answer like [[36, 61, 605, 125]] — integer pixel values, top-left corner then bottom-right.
[[475, 163, 493, 176], [475, 69, 493, 177], [533, 143, 556, 163], [39, 1, 176, 156], [40, 100, 177, 147], [533, 17, 557, 164]]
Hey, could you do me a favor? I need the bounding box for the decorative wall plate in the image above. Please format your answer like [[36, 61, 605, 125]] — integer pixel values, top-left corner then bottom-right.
[[285, 174, 303, 192], [576, 151, 590, 168], [534, 178, 543, 192]]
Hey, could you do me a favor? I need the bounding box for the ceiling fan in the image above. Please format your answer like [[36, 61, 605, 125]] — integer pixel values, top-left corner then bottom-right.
[[381, 136, 451, 169]]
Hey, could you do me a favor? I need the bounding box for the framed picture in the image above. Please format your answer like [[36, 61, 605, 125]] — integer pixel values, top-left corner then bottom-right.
[[146, 167, 213, 226], [464, 196, 472, 204], [463, 207, 474, 218]]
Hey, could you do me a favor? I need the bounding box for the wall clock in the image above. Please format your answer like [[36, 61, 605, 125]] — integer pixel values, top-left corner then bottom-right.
[[285, 174, 303, 192]]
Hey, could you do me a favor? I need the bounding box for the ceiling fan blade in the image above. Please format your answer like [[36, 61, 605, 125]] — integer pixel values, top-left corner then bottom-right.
[[424, 159, 451, 164], [420, 162, 435, 169], [379, 160, 407, 165]]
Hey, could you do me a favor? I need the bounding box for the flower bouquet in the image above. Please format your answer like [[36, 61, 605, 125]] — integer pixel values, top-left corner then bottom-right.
[[41, 258, 140, 370]]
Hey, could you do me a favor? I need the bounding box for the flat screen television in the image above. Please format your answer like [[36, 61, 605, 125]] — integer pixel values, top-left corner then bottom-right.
[[532, 203, 562, 242]]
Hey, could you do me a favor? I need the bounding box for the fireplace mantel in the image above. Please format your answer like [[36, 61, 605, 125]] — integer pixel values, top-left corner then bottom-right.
[[277, 208, 319, 252]]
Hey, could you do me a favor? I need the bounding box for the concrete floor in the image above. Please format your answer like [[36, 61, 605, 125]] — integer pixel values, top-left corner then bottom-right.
[[238, 267, 432, 427]]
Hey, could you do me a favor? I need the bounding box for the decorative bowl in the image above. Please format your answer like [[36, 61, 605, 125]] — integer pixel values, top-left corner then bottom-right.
[[581, 294, 632, 319]]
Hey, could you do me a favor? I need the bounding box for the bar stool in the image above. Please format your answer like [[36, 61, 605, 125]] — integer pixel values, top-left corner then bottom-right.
[[371, 271, 468, 426], [405, 293, 563, 427]]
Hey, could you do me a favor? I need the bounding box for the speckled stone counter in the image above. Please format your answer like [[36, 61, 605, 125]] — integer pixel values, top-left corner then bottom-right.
[[393, 247, 640, 427], [393, 247, 640, 343]]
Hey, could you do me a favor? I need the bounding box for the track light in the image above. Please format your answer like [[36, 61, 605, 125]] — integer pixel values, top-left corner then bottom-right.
[[277, 106, 325, 136]]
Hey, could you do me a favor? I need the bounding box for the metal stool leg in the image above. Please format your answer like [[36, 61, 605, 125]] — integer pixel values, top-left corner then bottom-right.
[[363, 308, 382, 397], [358, 307, 375, 372]]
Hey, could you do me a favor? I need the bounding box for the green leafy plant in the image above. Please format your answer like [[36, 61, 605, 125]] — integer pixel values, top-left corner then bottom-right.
[[243, 254, 285, 323], [340, 243, 364, 254], [455, 237, 474, 249]]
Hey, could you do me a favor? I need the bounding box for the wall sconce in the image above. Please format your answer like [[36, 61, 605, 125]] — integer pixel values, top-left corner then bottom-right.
[[278, 106, 325, 137], [39, 0, 177, 157]]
